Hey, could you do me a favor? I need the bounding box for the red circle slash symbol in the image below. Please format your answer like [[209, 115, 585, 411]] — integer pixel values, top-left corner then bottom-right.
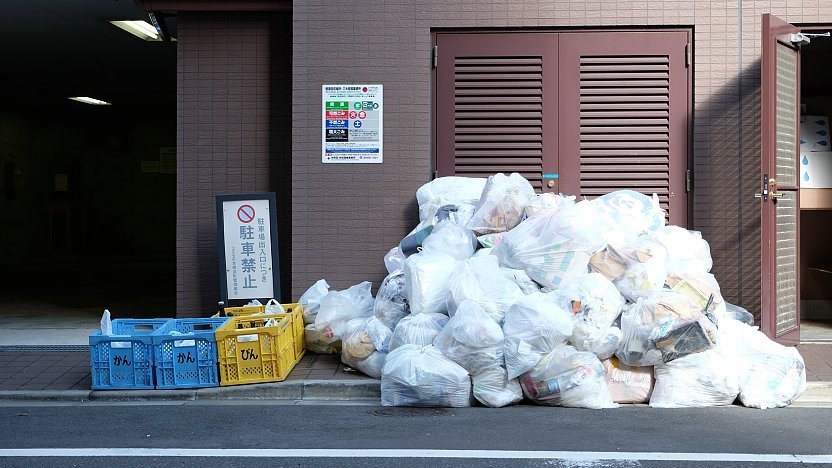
[[237, 204, 255, 223], [349, 111, 358, 119]]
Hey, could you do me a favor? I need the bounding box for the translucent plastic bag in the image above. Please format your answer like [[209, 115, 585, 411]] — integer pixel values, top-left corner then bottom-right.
[[649, 349, 739, 408], [472, 365, 523, 408], [602, 357, 654, 404], [421, 220, 478, 260], [434, 300, 504, 375], [384, 247, 406, 274], [665, 270, 727, 318], [500, 268, 542, 295], [610, 235, 669, 302], [373, 270, 410, 331], [618, 291, 718, 366], [389, 313, 449, 351], [381, 344, 472, 407], [314, 281, 374, 341], [416, 176, 487, 227], [524, 193, 575, 218], [549, 273, 624, 359], [717, 319, 806, 409], [503, 293, 574, 379], [404, 251, 457, 315], [341, 316, 393, 378], [653, 225, 712, 273], [299, 279, 330, 325], [493, 201, 613, 289], [304, 323, 342, 354], [721, 303, 755, 326], [466, 173, 536, 234], [519, 345, 617, 409], [446, 256, 524, 324], [591, 190, 665, 241]]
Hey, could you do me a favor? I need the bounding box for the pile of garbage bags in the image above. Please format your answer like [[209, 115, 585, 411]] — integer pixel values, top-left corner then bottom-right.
[[299, 173, 807, 409]]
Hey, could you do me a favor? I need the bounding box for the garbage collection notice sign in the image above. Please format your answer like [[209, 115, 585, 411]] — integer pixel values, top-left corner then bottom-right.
[[322, 84, 383, 163], [216, 193, 281, 305]]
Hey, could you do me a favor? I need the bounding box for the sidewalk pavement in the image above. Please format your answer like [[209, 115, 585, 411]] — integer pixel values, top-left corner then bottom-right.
[[1, 345, 831, 405]]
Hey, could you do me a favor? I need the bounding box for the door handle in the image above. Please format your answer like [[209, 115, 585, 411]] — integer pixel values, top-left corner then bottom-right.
[[770, 192, 784, 199]]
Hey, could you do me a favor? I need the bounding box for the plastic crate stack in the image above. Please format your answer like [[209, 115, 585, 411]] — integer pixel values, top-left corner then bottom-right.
[[88, 303, 305, 390]]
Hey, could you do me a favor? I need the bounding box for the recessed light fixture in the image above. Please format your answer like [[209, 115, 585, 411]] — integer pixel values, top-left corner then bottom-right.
[[110, 20, 162, 41], [68, 97, 112, 106]]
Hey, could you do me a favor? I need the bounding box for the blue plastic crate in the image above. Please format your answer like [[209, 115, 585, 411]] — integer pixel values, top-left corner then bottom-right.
[[151, 317, 230, 389], [89, 319, 172, 390]]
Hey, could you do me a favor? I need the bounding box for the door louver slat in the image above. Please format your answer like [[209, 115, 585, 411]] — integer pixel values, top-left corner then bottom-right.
[[579, 54, 673, 214], [453, 55, 545, 190]]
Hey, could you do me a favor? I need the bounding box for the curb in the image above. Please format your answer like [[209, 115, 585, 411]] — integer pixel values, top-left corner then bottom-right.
[[0, 380, 380, 403]]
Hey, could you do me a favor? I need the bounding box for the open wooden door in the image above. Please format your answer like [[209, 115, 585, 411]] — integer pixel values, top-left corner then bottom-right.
[[761, 13, 802, 344]]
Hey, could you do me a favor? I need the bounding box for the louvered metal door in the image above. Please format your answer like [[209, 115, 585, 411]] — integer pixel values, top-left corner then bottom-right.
[[558, 31, 690, 226], [761, 14, 801, 345], [435, 33, 558, 192]]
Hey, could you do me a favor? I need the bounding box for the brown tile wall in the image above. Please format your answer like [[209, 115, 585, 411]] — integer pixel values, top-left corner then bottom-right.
[[177, 12, 290, 316], [291, 1, 832, 317]]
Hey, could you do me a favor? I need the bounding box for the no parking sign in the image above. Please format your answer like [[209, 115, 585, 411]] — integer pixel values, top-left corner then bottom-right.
[[216, 193, 281, 305]]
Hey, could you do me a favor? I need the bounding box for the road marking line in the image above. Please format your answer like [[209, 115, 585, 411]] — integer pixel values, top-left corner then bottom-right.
[[0, 449, 831, 463]]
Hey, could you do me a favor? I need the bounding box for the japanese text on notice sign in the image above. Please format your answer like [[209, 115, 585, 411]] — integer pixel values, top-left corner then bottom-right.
[[322, 85, 383, 163], [222, 199, 274, 300]]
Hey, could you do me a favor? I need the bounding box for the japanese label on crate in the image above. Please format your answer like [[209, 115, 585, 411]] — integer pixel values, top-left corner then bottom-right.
[[222, 199, 274, 300], [322, 85, 383, 163]]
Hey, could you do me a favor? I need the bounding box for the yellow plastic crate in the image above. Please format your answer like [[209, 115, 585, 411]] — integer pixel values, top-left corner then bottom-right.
[[223, 304, 266, 316], [215, 314, 297, 386], [280, 303, 306, 361]]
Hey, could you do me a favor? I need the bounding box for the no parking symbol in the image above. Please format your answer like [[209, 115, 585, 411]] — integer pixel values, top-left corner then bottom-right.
[[237, 205, 255, 223]]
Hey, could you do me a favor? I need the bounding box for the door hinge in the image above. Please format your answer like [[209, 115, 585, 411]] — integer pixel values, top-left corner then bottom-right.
[[685, 169, 692, 192], [685, 43, 691, 68], [432, 45, 438, 69]]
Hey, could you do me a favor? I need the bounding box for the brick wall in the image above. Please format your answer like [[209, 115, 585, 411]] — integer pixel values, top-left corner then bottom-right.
[[292, 1, 832, 316], [177, 12, 290, 315]]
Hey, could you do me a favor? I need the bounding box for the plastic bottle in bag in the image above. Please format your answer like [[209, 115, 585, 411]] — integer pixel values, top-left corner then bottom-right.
[[373, 270, 410, 330]]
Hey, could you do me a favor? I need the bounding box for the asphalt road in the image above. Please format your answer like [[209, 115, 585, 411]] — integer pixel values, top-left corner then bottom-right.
[[1, 402, 831, 467]]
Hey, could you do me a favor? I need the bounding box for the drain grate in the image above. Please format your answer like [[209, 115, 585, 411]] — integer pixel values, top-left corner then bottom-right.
[[0, 345, 90, 353], [369, 408, 450, 417]]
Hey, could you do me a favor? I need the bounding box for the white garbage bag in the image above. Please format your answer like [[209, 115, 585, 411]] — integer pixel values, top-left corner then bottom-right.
[[404, 251, 457, 315], [503, 293, 574, 379], [591, 190, 665, 241], [434, 300, 505, 375], [494, 201, 615, 289], [384, 247, 406, 274], [421, 220, 477, 260], [722, 303, 755, 326], [649, 348, 739, 408], [373, 270, 410, 330], [520, 345, 617, 409], [602, 357, 654, 404], [381, 344, 472, 407], [524, 193, 575, 218], [549, 273, 624, 359], [314, 281, 374, 341], [299, 279, 330, 325], [653, 225, 713, 273], [341, 316, 393, 378], [500, 267, 542, 295], [416, 176, 486, 227], [472, 365, 523, 408], [610, 235, 669, 302], [617, 291, 718, 366], [389, 312, 449, 351], [717, 319, 806, 409], [466, 173, 536, 234], [446, 256, 524, 324]]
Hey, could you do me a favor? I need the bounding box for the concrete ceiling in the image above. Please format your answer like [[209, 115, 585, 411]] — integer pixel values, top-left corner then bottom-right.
[[0, 0, 176, 112]]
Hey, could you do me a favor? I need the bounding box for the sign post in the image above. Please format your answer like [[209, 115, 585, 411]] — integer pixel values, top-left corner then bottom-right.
[[216, 193, 280, 306]]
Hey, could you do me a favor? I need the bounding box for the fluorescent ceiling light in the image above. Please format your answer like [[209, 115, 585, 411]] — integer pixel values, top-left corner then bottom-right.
[[110, 20, 162, 41], [68, 97, 112, 106]]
